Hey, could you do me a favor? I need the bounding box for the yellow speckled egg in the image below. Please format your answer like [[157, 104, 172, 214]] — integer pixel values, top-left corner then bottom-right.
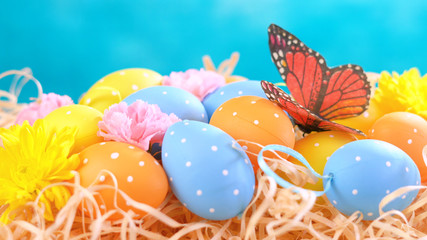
[[80, 68, 162, 112], [285, 131, 357, 191], [79, 86, 122, 113], [43, 105, 103, 153], [334, 100, 384, 135], [78, 141, 169, 220]]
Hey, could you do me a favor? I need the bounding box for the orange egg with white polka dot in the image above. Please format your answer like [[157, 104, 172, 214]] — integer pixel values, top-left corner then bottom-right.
[[77, 141, 169, 220], [209, 96, 295, 172], [368, 112, 427, 183]]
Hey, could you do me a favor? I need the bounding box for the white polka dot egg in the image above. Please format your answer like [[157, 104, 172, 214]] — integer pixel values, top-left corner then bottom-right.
[[162, 120, 255, 220], [77, 141, 169, 220], [323, 139, 420, 220]]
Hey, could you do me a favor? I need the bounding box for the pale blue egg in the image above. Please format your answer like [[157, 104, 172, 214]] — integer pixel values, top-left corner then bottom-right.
[[323, 139, 420, 220], [162, 120, 255, 220], [202, 80, 267, 120], [123, 86, 208, 122]]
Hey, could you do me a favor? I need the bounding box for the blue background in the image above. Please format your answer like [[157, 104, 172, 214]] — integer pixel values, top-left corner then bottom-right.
[[1, 0, 426, 102]]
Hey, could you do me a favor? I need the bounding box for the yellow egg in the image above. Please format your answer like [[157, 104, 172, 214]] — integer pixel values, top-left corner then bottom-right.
[[334, 100, 384, 135], [79, 86, 122, 113], [43, 105, 104, 153], [80, 68, 162, 111], [285, 131, 357, 191]]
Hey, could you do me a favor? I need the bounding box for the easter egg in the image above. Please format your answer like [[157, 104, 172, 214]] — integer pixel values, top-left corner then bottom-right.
[[78, 141, 169, 220], [323, 139, 420, 220], [80, 68, 162, 111], [43, 105, 103, 153], [123, 86, 208, 122], [368, 112, 427, 183], [287, 131, 357, 191], [79, 86, 122, 113], [334, 100, 383, 135], [202, 80, 267, 120], [210, 96, 295, 172], [162, 120, 255, 220]]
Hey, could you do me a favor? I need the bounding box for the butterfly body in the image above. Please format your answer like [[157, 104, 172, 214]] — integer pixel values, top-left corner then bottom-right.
[[263, 24, 371, 135]]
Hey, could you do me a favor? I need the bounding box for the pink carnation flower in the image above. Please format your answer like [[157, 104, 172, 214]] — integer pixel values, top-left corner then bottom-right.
[[15, 93, 74, 125], [98, 100, 180, 151], [162, 69, 226, 100]]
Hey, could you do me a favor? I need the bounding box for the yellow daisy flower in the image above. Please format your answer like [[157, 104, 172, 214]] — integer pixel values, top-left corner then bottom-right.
[[0, 119, 80, 224], [372, 68, 427, 119]]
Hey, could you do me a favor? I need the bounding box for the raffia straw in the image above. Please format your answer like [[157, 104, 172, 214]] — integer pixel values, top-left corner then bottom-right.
[[203, 52, 240, 77], [1, 76, 427, 239]]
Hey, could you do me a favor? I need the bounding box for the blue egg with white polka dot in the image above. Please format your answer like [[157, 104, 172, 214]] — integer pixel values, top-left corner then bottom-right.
[[202, 80, 268, 120], [323, 139, 420, 220], [162, 120, 255, 220], [123, 86, 208, 122]]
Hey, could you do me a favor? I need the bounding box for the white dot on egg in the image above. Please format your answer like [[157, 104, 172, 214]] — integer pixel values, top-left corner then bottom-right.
[[209, 208, 215, 213], [181, 138, 186, 143], [185, 100, 190, 104], [83, 158, 89, 164], [164, 152, 168, 157], [417, 181, 419, 185], [170, 131, 175, 135], [386, 190, 390, 194], [408, 139, 413, 144], [128, 145, 135, 149], [218, 107, 223, 111], [100, 142, 106, 145], [132, 84, 139, 91], [233, 189, 239, 196], [99, 78, 105, 83], [402, 195, 407, 199], [238, 91, 243, 95], [112, 91, 118, 96], [233, 112, 237, 116], [220, 91, 224, 95], [367, 212, 373, 217], [119, 71, 125, 75], [332, 200, 337, 205], [355, 156, 361, 161], [245, 159, 249, 164], [143, 72, 149, 77], [211, 146, 218, 151], [371, 129, 375, 133], [222, 169, 229, 176], [201, 113, 205, 118], [251, 101, 256, 104], [127, 176, 134, 182], [254, 120, 259, 125], [363, 112, 369, 118], [184, 122, 189, 125], [154, 160, 159, 165], [163, 91, 167, 95], [386, 161, 391, 167], [314, 143, 320, 147], [414, 128, 418, 133], [170, 177, 173, 182], [111, 152, 119, 159], [352, 189, 358, 195], [329, 135, 334, 138], [66, 111, 72, 115], [202, 128, 207, 131], [139, 161, 145, 167], [99, 175, 106, 182], [186, 161, 192, 167], [86, 98, 91, 104], [406, 167, 409, 172], [196, 190, 202, 196], [274, 113, 279, 118]]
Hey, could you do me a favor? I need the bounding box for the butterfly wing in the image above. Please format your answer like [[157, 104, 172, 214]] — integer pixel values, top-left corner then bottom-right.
[[268, 24, 370, 120], [268, 24, 326, 111], [318, 65, 371, 120], [261, 81, 364, 135]]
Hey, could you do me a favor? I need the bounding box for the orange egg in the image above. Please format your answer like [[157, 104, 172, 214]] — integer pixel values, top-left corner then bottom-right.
[[286, 131, 357, 191], [77, 141, 169, 220], [368, 112, 427, 183], [210, 96, 295, 172]]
